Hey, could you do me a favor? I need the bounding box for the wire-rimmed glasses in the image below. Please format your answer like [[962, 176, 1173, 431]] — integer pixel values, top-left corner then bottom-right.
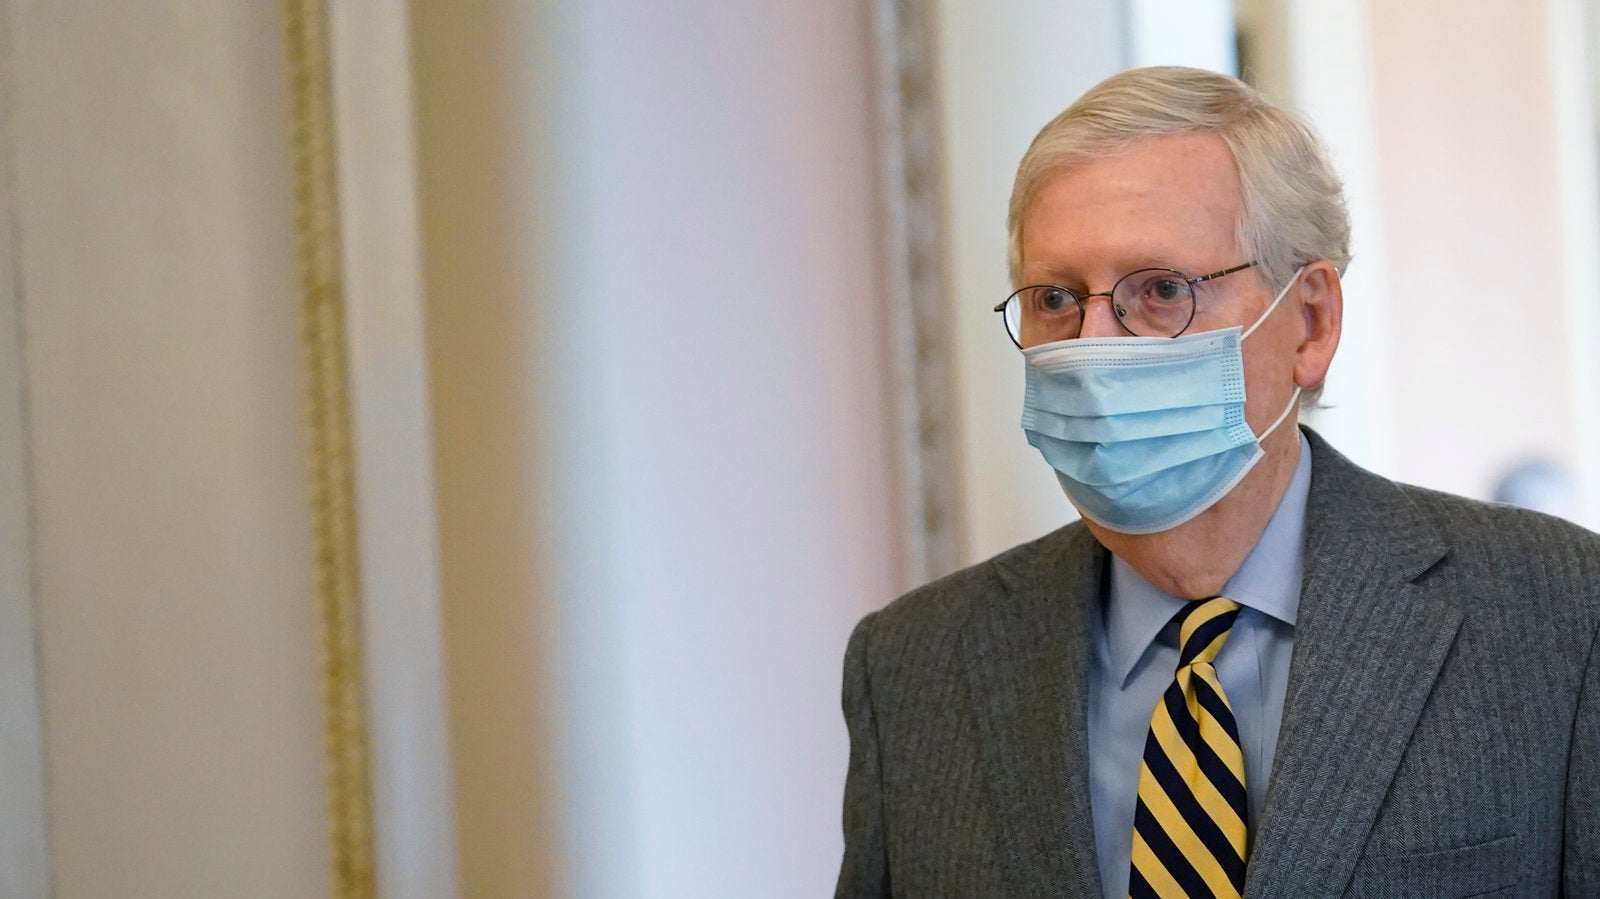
[[994, 261, 1258, 348]]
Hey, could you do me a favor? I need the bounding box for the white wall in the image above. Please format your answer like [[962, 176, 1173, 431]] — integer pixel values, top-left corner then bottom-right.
[[9, 2, 328, 895], [414, 1, 898, 895], [588, 2, 897, 888]]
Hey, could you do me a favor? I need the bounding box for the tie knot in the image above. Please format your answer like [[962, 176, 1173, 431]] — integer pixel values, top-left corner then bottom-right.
[[1174, 596, 1241, 667]]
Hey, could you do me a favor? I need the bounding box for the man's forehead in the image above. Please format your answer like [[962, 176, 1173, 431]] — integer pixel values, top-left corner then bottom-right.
[[1035, 131, 1241, 207], [1020, 131, 1244, 276]]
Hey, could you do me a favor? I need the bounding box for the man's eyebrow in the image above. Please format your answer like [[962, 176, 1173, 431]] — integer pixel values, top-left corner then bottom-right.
[[1031, 257, 1200, 284], [1030, 262, 1082, 284]]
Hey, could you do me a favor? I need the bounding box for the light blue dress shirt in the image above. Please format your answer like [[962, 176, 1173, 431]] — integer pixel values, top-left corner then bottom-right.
[[1086, 432, 1311, 899]]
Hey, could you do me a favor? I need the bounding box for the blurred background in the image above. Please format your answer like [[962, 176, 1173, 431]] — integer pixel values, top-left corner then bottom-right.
[[2, 0, 1597, 897]]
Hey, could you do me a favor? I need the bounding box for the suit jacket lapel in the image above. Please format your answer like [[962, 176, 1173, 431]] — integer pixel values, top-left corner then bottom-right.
[[960, 523, 1106, 898], [1245, 431, 1461, 896]]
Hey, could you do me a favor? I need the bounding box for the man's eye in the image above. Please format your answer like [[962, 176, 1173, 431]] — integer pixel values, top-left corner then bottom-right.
[[1151, 279, 1187, 303], [1039, 288, 1072, 312]]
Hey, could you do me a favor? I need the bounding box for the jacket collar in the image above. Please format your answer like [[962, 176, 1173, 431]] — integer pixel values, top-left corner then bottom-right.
[[1244, 427, 1458, 895]]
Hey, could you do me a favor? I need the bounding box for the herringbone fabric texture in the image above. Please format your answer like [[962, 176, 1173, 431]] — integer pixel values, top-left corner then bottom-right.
[[1129, 597, 1247, 898]]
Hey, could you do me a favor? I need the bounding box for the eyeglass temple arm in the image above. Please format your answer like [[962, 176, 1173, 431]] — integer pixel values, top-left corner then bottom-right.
[[1190, 261, 1257, 283]]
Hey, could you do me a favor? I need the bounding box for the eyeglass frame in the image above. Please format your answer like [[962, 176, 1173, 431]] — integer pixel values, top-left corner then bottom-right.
[[993, 261, 1259, 348]]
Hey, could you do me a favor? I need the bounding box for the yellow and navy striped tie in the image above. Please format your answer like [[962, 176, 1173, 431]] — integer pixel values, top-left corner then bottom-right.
[[1128, 596, 1247, 898]]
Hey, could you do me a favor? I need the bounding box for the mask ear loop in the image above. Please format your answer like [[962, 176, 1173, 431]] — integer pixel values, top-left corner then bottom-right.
[[1246, 265, 1309, 442], [1257, 386, 1302, 441], [1241, 265, 1306, 341]]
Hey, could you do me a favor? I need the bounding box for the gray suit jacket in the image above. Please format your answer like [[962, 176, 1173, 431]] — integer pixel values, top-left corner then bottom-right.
[[837, 430, 1600, 897]]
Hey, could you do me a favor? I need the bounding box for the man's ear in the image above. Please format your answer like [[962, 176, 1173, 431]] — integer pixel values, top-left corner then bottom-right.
[[1292, 260, 1343, 390]]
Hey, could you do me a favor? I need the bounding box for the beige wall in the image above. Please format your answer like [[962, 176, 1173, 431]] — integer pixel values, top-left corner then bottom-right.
[[10, 2, 328, 896], [1367, 0, 1584, 500]]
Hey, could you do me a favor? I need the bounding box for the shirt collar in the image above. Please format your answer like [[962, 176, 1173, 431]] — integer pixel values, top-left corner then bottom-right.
[[1103, 431, 1312, 688]]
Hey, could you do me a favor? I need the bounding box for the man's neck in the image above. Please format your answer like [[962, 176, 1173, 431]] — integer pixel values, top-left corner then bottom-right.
[[1086, 428, 1303, 599]]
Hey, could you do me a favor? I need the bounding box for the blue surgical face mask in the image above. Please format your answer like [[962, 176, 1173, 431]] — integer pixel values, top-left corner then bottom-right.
[[1021, 268, 1304, 534]]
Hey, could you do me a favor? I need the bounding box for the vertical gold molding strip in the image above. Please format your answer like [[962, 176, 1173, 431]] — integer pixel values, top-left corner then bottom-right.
[[282, 1, 377, 896]]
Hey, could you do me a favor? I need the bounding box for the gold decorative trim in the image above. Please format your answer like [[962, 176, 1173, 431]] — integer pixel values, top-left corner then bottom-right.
[[283, 1, 377, 895]]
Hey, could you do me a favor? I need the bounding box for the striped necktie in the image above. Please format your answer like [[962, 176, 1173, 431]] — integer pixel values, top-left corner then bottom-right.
[[1128, 596, 1247, 898]]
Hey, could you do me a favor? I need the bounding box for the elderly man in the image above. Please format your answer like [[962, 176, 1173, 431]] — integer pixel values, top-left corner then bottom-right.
[[836, 67, 1600, 898]]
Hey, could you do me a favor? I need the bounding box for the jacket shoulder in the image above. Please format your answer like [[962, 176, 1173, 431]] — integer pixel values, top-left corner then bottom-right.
[[845, 523, 1089, 695], [1305, 426, 1600, 595], [862, 523, 1084, 640], [1397, 479, 1600, 576]]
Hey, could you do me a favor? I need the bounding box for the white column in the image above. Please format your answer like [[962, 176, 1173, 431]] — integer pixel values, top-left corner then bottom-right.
[[1279, 0, 1397, 473], [1548, 0, 1600, 528], [328, 3, 460, 894], [1127, 0, 1240, 73]]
